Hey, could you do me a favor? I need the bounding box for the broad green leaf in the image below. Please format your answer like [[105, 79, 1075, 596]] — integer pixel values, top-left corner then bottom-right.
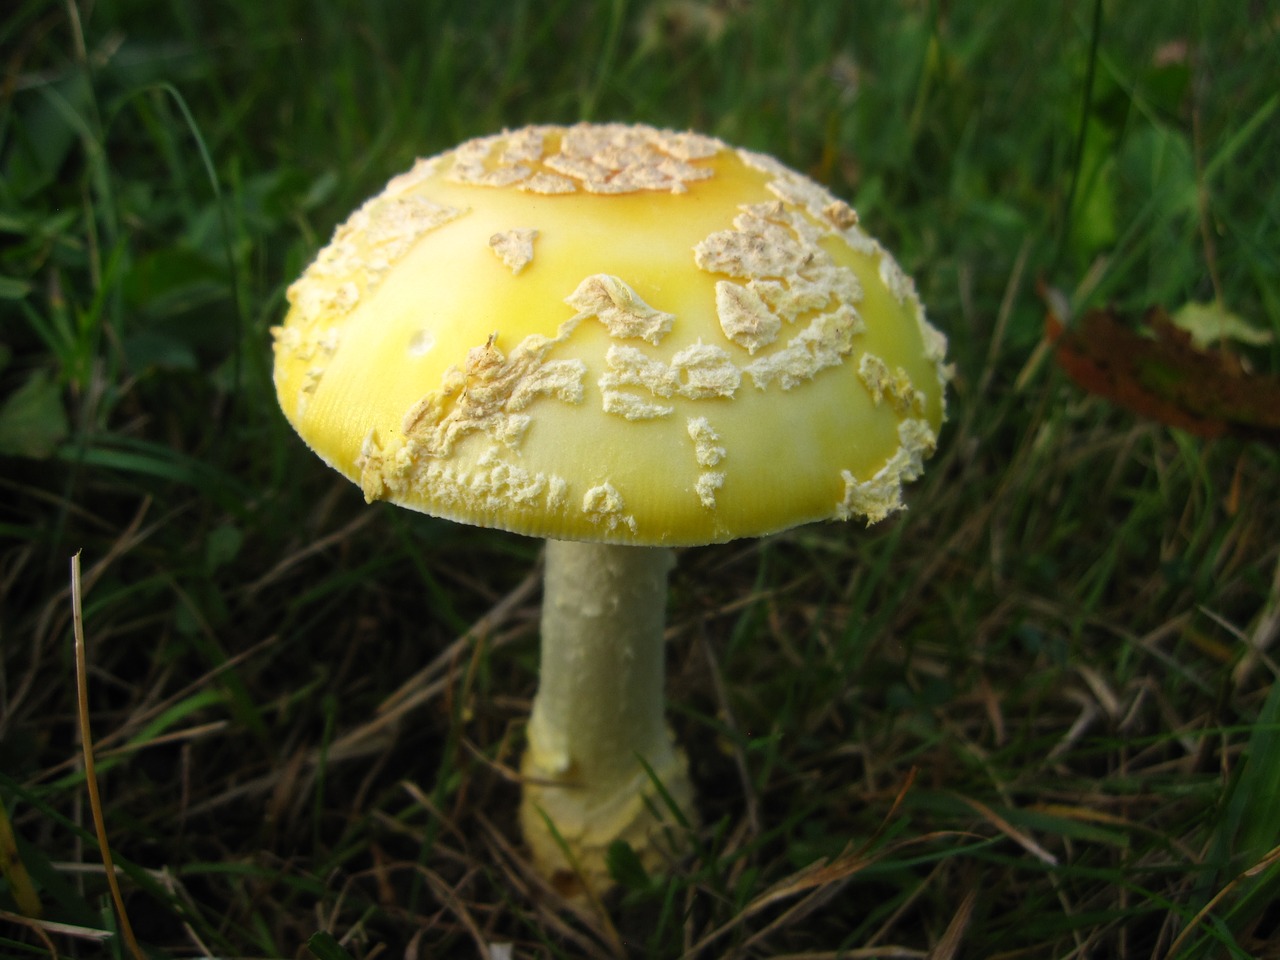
[[307, 931, 357, 960], [0, 276, 33, 300], [607, 839, 653, 891], [205, 523, 244, 572], [1172, 301, 1274, 349], [0, 371, 69, 459]]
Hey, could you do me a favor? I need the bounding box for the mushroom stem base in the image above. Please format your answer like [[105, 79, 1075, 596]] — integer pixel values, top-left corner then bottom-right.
[[521, 540, 695, 898], [520, 738, 694, 899]]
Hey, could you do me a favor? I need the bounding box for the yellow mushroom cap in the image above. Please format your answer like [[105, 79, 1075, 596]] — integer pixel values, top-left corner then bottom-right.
[[272, 123, 949, 546]]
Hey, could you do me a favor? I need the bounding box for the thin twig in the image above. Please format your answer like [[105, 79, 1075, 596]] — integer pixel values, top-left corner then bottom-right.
[[71, 551, 145, 960]]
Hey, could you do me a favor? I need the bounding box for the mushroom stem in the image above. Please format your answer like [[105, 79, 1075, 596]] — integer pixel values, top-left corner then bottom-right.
[[521, 539, 694, 895]]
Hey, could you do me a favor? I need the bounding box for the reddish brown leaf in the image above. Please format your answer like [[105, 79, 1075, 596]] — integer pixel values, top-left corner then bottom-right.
[[1046, 305, 1280, 442]]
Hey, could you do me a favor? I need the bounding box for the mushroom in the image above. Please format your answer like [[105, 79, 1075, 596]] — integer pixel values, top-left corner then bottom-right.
[[272, 123, 949, 897]]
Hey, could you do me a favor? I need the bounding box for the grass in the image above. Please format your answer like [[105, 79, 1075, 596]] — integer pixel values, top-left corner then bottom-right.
[[2, 0, 1279, 956]]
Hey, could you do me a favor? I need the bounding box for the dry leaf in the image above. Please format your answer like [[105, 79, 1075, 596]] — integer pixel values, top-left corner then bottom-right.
[[1046, 304, 1280, 441]]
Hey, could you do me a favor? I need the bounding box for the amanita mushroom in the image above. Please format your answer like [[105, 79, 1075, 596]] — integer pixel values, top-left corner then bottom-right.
[[273, 123, 948, 896]]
